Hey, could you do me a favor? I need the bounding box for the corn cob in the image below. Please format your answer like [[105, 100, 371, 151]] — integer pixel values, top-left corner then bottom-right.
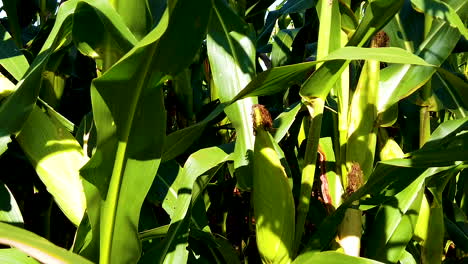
[[252, 105, 295, 264]]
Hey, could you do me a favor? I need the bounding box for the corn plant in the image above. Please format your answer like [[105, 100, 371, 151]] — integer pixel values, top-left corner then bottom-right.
[[0, 0, 467, 263]]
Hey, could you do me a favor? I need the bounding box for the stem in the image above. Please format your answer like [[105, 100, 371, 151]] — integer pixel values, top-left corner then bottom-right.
[[294, 98, 324, 255], [419, 103, 431, 148], [419, 14, 433, 147], [337, 31, 349, 194]]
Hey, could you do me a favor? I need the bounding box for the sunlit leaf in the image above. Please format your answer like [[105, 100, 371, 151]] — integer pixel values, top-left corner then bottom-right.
[[0, 222, 93, 264], [17, 107, 87, 226], [207, 0, 258, 189], [293, 251, 385, 264], [0, 24, 29, 80], [0, 183, 24, 225], [0, 249, 40, 264]]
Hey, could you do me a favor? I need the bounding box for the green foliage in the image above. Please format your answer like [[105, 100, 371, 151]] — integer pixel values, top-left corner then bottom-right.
[[0, 0, 466, 263]]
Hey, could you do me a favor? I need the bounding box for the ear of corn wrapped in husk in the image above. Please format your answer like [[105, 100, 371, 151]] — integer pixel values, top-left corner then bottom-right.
[[252, 105, 295, 264]]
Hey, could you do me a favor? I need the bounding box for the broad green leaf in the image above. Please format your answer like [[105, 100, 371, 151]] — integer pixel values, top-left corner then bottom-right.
[[411, 0, 468, 39], [0, 24, 29, 80], [0, 249, 40, 264], [16, 106, 87, 226], [377, 0, 467, 113], [152, 0, 212, 76], [207, 0, 258, 189], [162, 103, 226, 162], [0, 183, 24, 225], [80, 1, 212, 263], [81, 41, 168, 264], [293, 251, 385, 264], [0, 222, 93, 264], [157, 146, 232, 264], [365, 173, 425, 263]]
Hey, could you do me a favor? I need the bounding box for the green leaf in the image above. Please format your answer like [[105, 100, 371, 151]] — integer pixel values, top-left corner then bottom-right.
[[433, 68, 468, 116], [0, 249, 40, 264], [293, 251, 385, 264], [377, 0, 467, 113], [139, 224, 170, 241], [324, 47, 432, 66], [79, 1, 212, 263], [271, 28, 300, 67], [231, 62, 315, 101], [411, 0, 468, 39], [110, 0, 151, 40], [383, 2, 424, 52], [365, 174, 425, 263], [398, 250, 418, 264], [445, 215, 468, 252], [0, 222, 93, 264], [257, 0, 315, 49], [0, 0, 133, 146], [16, 107, 87, 226], [1, 0, 22, 47], [147, 160, 181, 218], [233, 46, 431, 102], [399, 117, 468, 167], [157, 146, 232, 264], [303, 164, 454, 251], [347, 0, 404, 47], [273, 101, 303, 142], [207, 0, 258, 189], [0, 183, 24, 225], [72, 1, 138, 70], [0, 24, 29, 80]]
